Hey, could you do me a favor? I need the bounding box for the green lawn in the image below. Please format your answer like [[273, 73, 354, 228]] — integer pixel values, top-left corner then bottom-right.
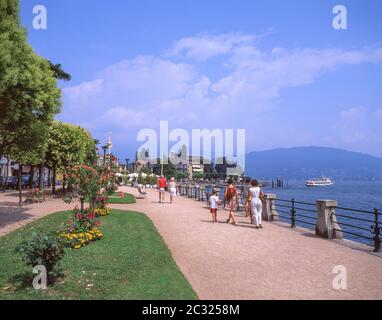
[[107, 192, 136, 204], [0, 209, 197, 300], [85, 193, 136, 204]]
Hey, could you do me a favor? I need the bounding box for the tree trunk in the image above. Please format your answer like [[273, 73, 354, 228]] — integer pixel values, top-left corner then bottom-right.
[[52, 165, 56, 194], [38, 165, 44, 190], [90, 196, 96, 210], [80, 198, 84, 214], [47, 168, 51, 187], [3, 158, 9, 191], [29, 165, 34, 189], [62, 173, 66, 192], [18, 164, 23, 206], [5, 158, 9, 176], [0, 158, 5, 191]]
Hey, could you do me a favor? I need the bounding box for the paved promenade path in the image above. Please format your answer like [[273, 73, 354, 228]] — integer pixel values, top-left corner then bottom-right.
[[115, 186, 382, 300], [0, 191, 78, 237]]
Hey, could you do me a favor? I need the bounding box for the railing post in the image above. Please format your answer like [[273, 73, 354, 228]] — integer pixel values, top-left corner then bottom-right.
[[371, 209, 381, 252], [261, 193, 279, 221], [316, 200, 343, 239], [291, 198, 296, 228], [200, 186, 205, 201]]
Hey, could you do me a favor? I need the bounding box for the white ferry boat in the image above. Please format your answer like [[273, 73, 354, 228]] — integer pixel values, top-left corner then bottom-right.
[[305, 177, 334, 187]]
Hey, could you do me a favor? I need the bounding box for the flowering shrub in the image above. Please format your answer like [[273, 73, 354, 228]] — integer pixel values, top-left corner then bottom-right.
[[94, 207, 112, 217], [58, 229, 103, 249], [58, 207, 102, 249], [25, 189, 46, 203], [119, 192, 125, 198], [65, 164, 118, 212], [16, 231, 65, 283], [64, 207, 100, 233], [65, 164, 101, 212], [57, 164, 117, 250], [98, 168, 115, 188], [95, 194, 108, 209]]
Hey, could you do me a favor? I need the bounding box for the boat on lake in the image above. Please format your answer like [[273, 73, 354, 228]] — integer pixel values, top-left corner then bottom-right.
[[305, 177, 334, 187]]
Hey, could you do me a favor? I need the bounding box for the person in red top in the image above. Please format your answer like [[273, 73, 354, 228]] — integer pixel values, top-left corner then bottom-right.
[[225, 178, 238, 225], [157, 175, 167, 204]]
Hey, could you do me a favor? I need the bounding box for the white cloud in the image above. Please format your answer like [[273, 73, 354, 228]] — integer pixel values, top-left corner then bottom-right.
[[60, 32, 382, 155], [98, 56, 197, 106], [63, 79, 103, 103], [168, 33, 257, 61], [218, 48, 382, 99], [328, 107, 382, 151], [340, 106, 367, 120]]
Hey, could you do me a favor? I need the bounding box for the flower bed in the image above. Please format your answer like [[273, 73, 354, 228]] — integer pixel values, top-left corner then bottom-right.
[[94, 207, 112, 217], [58, 228, 103, 249], [58, 208, 103, 249]]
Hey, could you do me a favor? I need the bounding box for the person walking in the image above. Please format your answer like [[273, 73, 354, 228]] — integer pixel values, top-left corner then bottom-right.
[[242, 177, 252, 219], [157, 175, 167, 204], [168, 177, 177, 204], [209, 189, 221, 223], [249, 179, 264, 229], [225, 178, 237, 225]]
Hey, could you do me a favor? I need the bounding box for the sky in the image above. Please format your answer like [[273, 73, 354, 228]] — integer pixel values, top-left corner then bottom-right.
[[19, 0, 382, 160]]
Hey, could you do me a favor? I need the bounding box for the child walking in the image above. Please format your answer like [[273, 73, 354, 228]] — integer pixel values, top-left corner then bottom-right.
[[209, 190, 220, 223], [168, 177, 177, 204]]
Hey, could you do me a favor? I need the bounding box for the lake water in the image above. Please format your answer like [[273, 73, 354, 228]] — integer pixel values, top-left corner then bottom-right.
[[205, 181, 382, 247]]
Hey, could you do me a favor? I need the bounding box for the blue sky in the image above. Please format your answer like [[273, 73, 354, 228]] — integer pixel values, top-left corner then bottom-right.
[[20, 0, 382, 159]]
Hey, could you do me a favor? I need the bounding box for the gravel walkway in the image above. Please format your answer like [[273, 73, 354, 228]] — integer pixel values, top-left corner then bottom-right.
[[0, 190, 78, 237], [114, 186, 382, 300]]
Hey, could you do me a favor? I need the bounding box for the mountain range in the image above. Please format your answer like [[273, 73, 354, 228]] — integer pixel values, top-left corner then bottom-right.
[[244, 147, 382, 181]]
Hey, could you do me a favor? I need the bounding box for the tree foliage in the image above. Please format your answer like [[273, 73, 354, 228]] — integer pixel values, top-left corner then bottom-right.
[[0, 0, 61, 158], [45, 121, 96, 171]]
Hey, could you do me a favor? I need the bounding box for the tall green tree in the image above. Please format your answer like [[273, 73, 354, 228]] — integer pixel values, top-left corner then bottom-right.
[[45, 121, 96, 193], [0, 0, 61, 159]]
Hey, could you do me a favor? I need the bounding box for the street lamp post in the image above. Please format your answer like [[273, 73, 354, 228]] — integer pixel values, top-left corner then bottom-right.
[[125, 158, 130, 173], [102, 145, 107, 166], [147, 161, 153, 174]]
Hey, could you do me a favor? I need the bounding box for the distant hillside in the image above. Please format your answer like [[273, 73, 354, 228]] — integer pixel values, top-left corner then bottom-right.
[[245, 147, 382, 181]]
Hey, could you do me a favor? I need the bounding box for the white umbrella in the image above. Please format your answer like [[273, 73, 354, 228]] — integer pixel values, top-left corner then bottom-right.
[[128, 173, 139, 178]]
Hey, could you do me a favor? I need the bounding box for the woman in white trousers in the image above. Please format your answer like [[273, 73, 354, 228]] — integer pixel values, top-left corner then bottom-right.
[[249, 179, 264, 229]]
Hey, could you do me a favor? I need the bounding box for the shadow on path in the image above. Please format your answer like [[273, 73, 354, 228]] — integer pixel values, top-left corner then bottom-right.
[[0, 205, 34, 229]]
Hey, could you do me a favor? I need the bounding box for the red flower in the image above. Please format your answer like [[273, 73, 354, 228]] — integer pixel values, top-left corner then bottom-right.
[[87, 212, 95, 220]]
